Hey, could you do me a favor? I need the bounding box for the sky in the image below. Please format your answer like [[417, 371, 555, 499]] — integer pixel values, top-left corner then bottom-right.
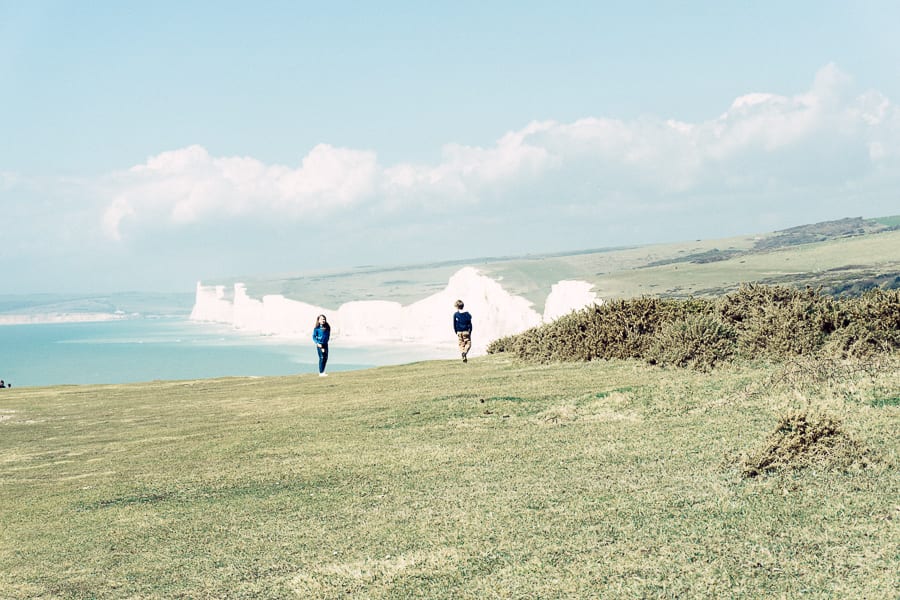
[[2, 1, 899, 294]]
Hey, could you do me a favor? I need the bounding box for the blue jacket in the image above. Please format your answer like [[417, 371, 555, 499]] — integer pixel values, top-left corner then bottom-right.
[[312, 326, 330, 345], [453, 311, 472, 333]]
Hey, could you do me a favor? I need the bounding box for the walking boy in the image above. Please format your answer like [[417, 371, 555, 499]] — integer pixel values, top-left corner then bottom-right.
[[453, 299, 473, 363]]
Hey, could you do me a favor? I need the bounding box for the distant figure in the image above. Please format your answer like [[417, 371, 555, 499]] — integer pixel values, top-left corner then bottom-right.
[[312, 314, 331, 376], [0, 380, 5, 389], [453, 299, 473, 363]]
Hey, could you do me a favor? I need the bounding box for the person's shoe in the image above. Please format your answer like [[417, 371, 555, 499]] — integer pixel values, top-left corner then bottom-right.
[[319, 373, 328, 377], [462, 356, 467, 363]]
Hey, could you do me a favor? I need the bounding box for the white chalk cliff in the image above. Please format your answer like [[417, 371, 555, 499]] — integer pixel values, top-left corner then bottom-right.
[[189, 267, 599, 355]]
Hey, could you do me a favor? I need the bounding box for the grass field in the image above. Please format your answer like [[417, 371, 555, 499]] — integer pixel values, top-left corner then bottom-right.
[[486, 228, 900, 302], [2, 354, 897, 598]]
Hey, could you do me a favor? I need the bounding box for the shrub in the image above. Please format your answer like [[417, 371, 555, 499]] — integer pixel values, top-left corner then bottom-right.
[[823, 289, 900, 358], [487, 297, 716, 363], [486, 285, 898, 369], [647, 314, 737, 371], [715, 284, 840, 359], [486, 334, 522, 355], [741, 411, 870, 477]]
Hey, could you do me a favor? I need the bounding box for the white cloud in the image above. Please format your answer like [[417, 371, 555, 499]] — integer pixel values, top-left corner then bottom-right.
[[382, 122, 557, 206], [274, 144, 379, 211], [103, 143, 379, 238], [99, 64, 900, 241]]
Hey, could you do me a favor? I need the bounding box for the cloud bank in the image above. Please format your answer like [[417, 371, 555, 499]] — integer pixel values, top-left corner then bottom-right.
[[102, 143, 380, 240], [4, 64, 898, 294], [100, 64, 899, 240]]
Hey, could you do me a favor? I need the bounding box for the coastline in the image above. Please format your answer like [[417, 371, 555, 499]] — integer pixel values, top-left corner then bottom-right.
[[0, 317, 453, 387], [0, 312, 127, 326]]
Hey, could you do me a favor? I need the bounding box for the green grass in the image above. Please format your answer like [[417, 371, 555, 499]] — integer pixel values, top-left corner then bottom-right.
[[594, 229, 900, 298], [1, 355, 898, 598], [871, 396, 900, 408], [873, 215, 900, 228]]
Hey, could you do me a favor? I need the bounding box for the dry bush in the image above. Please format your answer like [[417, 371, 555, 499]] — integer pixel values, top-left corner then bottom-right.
[[486, 334, 522, 355], [486, 285, 898, 369], [487, 297, 715, 363], [823, 288, 900, 359], [716, 284, 840, 359], [646, 313, 737, 371], [741, 411, 871, 478]]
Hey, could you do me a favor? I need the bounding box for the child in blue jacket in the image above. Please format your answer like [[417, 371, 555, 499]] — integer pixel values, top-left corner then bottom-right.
[[312, 314, 331, 376], [453, 300, 472, 363]]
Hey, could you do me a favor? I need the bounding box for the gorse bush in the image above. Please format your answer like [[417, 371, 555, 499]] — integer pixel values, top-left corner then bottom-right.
[[486, 285, 900, 369], [715, 284, 840, 359], [740, 411, 870, 477], [491, 297, 716, 363], [824, 288, 900, 359], [646, 313, 737, 371]]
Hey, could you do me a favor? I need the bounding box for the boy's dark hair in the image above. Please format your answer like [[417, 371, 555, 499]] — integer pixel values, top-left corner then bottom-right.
[[454, 300, 465, 309]]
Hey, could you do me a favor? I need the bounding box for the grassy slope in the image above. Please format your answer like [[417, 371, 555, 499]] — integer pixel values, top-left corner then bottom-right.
[[233, 223, 899, 313], [2, 356, 897, 599], [591, 228, 900, 299]]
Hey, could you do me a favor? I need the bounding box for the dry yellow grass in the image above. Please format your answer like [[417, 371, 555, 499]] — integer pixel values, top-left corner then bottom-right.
[[1, 354, 898, 598]]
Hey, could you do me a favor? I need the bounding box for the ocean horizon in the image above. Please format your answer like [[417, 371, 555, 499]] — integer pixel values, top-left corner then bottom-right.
[[0, 318, 451, 388]]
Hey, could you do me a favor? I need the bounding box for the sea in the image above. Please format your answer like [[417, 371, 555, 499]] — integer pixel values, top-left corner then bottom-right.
[[0, 318, 448, 388]]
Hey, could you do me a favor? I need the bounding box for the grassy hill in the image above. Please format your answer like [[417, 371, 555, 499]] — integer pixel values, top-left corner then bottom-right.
[[229, 216, 900, 312], [2, 216, 898, 598], [1, 355, 897, 598]]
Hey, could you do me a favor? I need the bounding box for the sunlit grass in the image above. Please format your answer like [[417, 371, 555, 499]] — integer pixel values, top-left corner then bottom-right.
[[1, 355, 897, 598]]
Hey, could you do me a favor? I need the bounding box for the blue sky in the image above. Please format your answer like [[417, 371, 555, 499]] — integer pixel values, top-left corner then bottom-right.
[[2, 2, 899, 293]]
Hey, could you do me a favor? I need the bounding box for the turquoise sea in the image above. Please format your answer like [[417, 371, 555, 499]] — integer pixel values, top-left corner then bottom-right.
[[0, 318, 442, 387]]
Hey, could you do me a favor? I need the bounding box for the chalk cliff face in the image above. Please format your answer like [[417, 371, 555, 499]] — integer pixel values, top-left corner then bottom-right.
[[190, 267, 599, 355]]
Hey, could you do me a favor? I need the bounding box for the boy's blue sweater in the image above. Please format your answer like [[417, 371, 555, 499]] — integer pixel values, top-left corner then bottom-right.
[[454, 311, 472, 333]]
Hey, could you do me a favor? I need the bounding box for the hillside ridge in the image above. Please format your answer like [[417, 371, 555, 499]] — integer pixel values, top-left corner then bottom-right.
[[222, 215, 900, 310], [3, 216, 896, 318]]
